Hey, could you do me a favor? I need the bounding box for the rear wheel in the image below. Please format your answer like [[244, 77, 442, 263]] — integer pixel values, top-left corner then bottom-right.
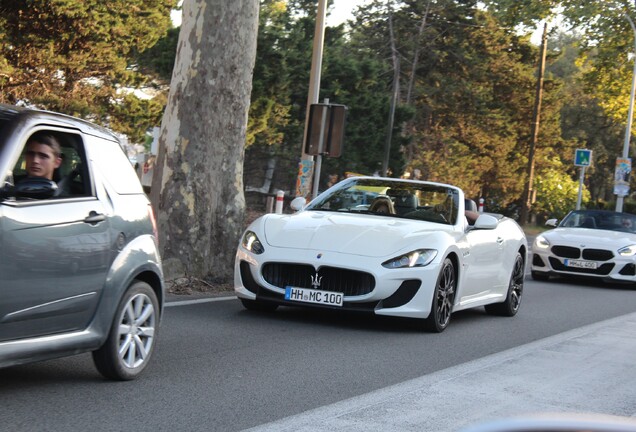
[[240, 298, 278, 312], [486, 252, 524, 316], [92, 281, 159, 380], [424, 258, 456, 333]]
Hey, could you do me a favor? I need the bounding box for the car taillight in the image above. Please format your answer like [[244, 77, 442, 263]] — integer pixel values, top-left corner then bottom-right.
[[148, 204, 159, 246]]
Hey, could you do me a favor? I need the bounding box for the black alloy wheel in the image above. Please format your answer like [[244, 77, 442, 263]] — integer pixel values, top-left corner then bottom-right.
[[486, 252, 524, 316], [424, 257, 456, 333]]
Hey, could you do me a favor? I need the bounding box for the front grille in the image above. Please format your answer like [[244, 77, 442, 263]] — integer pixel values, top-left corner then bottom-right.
[[549, 257, 614, 275], [261, 262, 375, 296], [582, 248, 614, 261], [550, 245, 613, 262], [551, 246, 580, 258]]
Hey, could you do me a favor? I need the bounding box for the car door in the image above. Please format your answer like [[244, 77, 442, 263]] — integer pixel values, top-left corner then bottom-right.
[[0, 129, 111, 343], [459, 224, 506, 302]]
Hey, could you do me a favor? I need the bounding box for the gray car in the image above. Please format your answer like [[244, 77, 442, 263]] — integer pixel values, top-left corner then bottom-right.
[[0, 104, 164, 380]]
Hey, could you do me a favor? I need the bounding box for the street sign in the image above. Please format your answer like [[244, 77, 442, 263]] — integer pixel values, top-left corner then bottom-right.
[[574, 149, 592, 167], [304, 103, 347, 157]]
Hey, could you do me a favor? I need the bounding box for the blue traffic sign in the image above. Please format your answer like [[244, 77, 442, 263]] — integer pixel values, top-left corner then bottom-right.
[[574, 149, 592, 167]]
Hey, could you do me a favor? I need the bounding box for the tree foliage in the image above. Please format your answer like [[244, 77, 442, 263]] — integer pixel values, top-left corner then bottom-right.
[[6, 0, 636, 229], [0, 0, 177, 140]]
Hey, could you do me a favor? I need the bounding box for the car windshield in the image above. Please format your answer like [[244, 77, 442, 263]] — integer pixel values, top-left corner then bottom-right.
[[559, 210, 636, 233], [306, 177, 460, 225]]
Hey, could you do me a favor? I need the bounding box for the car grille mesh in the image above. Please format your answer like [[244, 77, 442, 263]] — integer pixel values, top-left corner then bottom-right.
[[551, 246, 614, 261], [261, 263, 375, 296]]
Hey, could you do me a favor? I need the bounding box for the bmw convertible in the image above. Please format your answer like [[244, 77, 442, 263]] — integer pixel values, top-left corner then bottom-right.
[[531, 209, 636, 284], [234, 176, 527, 332]]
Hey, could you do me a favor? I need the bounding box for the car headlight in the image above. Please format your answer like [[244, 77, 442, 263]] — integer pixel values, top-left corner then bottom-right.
[[534, 235, 550, 249], [618, 245, 636, 257], [241, 231, 264, 254], [382, 249, 437, 269]]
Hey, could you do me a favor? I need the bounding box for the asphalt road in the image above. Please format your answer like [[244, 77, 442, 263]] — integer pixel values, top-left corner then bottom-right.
[[1, 277, 636, 431]]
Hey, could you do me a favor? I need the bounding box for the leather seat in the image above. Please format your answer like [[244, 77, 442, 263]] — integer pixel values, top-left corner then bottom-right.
[[369, 195, 395, 214]]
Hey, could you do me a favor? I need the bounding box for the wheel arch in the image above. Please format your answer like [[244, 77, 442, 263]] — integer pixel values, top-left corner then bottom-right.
[[445, 251, 460, 281], [133, 270, 164, 313], [518, 244, 527, 266]]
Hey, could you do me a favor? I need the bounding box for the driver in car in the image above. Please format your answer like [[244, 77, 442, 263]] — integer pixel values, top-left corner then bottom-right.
[[22, 133, 63, 181]]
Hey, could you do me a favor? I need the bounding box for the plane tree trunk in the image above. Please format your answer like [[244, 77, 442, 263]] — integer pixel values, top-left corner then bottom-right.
[[150, 0, 259, 282]]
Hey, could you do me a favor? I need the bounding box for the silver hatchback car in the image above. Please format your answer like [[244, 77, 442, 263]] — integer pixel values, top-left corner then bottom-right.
[[0, 104, 164, 380]]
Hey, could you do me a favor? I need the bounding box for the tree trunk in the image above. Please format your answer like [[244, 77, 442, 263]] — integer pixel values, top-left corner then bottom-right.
[[150, 0, 259, 282]]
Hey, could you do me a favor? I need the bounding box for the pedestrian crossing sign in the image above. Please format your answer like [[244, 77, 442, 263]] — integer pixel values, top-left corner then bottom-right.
[[574, 149, 592, 167]]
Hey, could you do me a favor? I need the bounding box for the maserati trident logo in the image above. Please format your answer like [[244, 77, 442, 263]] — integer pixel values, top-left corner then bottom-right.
[[311, 272, 323, 289]]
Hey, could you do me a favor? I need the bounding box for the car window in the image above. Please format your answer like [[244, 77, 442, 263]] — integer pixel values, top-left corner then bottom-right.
[[9, 130, 92, 200], [87, 136, 143, 195]]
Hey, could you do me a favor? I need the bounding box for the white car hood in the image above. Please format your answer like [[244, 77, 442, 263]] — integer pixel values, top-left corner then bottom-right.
[[262, 211, 447, 257], [545, 228, 636, 247]]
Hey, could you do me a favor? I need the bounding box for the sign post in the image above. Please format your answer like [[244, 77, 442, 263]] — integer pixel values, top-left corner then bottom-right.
[[574, 149, 592, 210]]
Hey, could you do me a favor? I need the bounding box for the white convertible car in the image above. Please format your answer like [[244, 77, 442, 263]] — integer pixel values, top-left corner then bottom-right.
[[235, 177, 527, 332], [531, 209, 636, 284]]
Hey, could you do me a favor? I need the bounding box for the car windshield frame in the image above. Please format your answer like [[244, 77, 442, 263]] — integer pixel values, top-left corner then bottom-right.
[[559, 210, 636, 233], [306, 177, 461, 225]]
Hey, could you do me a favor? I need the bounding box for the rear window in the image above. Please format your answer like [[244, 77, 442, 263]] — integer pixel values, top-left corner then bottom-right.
[[87, 136, 144, 195]]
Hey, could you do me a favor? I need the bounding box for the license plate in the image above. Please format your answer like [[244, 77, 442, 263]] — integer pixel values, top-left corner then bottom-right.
[[284, 286, 344, 307], [564, 259, 597, 269]]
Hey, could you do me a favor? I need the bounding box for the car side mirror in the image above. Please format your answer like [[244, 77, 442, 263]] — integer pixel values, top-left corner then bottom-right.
[[290, 196, 307, 212], [13, 177, 58, 199], [545, 218, 558, 227], [473, 214, 498, 230]]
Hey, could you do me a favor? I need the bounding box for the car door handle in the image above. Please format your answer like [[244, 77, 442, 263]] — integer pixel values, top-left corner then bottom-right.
[[84, 211, 106, 225], [497, 237, 504, 244]]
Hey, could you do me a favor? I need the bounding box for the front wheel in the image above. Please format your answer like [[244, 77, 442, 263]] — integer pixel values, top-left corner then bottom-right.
[[485, 252, 524, 316], [92, 281, 160, 380], [423, 258, 456, 333]]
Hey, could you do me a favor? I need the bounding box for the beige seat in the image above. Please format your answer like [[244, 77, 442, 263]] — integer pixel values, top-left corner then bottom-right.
[[369, 195, 395, 214]]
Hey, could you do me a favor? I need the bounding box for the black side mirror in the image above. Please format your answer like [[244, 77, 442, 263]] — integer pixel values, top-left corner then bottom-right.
[[13, 177, 58, 199]]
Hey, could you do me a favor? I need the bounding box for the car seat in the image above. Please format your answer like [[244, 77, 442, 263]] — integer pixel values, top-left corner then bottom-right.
[[369, 195, 395, 214]]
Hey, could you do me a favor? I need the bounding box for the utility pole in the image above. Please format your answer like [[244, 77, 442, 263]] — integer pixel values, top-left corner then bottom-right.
[[295, 0, 327, 198], [383, 8, 399, 177], [520, 23, 548, 226], [616, 14, 636, 212]]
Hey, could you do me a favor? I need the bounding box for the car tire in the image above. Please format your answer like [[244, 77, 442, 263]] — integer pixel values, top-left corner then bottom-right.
[[485, 252, 524, 316], [423, 257, 456, 333], [531, 270, 550, 281], [92, 281, 159, 381], [240, 298, 278, 312]]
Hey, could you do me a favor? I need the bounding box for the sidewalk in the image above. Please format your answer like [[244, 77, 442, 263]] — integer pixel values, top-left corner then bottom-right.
[[247, 312, 636, 432]]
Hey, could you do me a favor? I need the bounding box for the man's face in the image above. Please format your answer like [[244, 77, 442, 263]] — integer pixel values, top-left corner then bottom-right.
[[25, 141, 61, 180]]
